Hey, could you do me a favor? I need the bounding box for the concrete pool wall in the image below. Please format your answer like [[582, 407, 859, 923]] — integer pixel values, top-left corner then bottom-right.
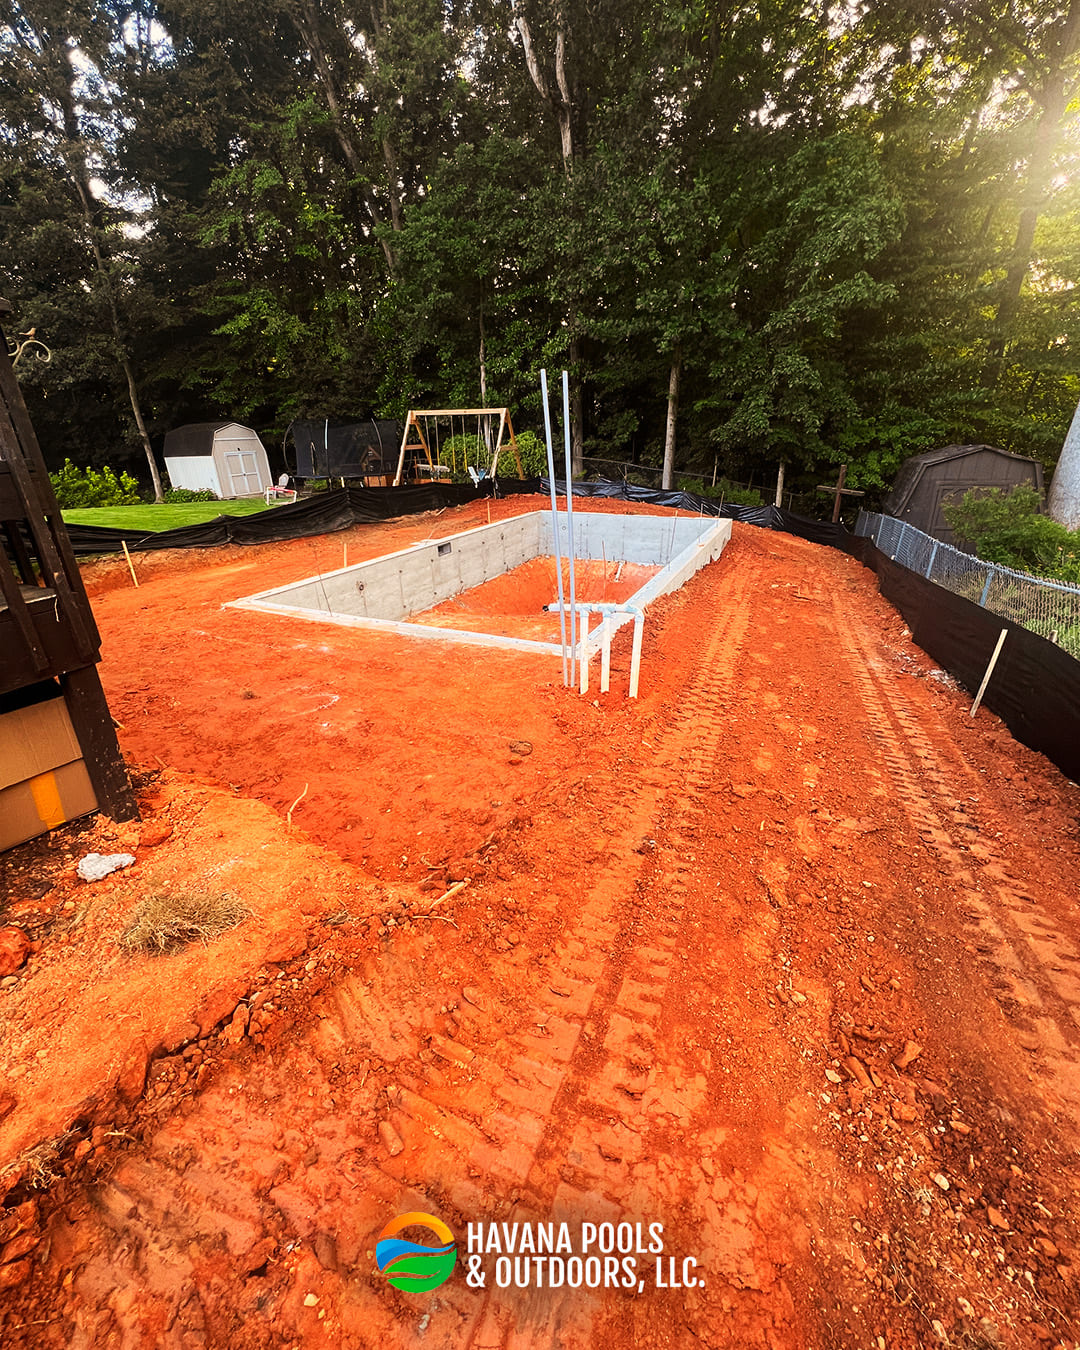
[[227, 510, 732, 658]]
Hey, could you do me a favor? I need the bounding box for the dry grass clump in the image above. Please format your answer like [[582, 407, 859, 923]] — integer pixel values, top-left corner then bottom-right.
[[24, 1131, 75, 1188], [120, 890, 248, 955]]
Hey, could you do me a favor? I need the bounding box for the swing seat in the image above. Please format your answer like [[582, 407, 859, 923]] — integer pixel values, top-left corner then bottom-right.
[[414, 462, 450, 481]]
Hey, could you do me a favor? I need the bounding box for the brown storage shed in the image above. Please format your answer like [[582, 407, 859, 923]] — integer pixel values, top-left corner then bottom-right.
[[884, 445, 1044, 545]]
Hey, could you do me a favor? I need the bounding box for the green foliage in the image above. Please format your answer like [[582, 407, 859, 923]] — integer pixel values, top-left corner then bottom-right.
[[50, 460, 141, 509], [497, 431, 547, 479], [163, 487, 219, 503], [429, 429, 546, 478], [4, 0, 1080, 508], [438, 434, 485, 474], [944, 486, 1080, 583], [677, 477, 763, 506]]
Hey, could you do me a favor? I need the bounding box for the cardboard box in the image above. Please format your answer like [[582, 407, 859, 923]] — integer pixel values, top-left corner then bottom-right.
[[0, 697, 83, 790], [0, 760, 98, 850], [0, 698, 99, 849]]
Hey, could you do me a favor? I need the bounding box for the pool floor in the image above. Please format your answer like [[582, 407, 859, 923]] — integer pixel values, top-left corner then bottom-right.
[[409, 557, 660, 642]]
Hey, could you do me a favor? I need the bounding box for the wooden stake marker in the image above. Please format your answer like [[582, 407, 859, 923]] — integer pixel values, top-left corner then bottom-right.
[[121, 539, 139, 588], [970, 629, 1008, 718]]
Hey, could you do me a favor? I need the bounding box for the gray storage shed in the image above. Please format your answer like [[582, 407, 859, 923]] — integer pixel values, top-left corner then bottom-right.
[[163, 422, 273, 499], [884, 444, 1044, 545]]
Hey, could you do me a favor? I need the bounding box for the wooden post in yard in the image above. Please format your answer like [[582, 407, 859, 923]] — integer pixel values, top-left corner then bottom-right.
[[0, 298, 138, 827], [60, 666, 138, 819], [816, 464, 866, 523]]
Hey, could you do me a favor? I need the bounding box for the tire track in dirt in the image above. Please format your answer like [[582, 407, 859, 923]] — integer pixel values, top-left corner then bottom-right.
[[458, 542, 856, 1350], [9, 546, 766, 1350], [828, 591, 1080, 1117], [426, 551, 764, 1348]]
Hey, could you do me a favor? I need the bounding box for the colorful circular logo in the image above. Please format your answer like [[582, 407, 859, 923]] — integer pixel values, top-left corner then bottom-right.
[[375, 1212, 457, 1292]]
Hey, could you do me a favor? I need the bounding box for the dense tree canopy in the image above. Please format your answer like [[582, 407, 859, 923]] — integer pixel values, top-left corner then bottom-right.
[[1, 0, 1078, 507]]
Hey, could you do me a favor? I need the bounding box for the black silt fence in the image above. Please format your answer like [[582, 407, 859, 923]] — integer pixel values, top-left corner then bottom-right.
[[838, 535, 1080, 786], [64, 475, 1079, 783], [64, 479, 543, 555]]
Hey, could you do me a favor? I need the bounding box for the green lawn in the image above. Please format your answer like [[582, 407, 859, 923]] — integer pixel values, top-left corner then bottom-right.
[[62, 499, 275, 531]]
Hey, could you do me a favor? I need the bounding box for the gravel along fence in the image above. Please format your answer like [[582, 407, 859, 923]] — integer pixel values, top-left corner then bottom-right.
[[855, 512, 1080, 661]]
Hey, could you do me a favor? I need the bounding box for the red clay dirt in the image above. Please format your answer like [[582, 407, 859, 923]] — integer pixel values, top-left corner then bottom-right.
[[1, 496, 1079, 1350], [412, 557, 659, 641]]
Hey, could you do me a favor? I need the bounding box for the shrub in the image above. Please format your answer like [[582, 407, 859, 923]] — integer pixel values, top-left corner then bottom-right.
[[678, 476, 763, 506], [943, 485, 1080, 583], [163, 487, 219, 503], [434, 430, 547, 478], [439, 432, 484, 474], [496, 430, 547, 478], [50, 459, 141, 508]]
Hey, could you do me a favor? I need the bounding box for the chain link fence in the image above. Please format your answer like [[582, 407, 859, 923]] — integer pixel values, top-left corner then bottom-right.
[[855, 512, 1080, 660]]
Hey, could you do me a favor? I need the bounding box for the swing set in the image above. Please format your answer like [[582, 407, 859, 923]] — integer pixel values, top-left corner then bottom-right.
[[392, 408, 524, 487]]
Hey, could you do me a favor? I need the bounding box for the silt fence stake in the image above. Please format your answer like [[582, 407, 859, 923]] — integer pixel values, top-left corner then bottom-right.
[[970, 628, 1008, 718]]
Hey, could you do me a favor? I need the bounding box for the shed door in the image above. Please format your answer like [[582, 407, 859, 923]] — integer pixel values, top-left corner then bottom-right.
[[931, 480, 982, 539], [223, 446, 262, 497]]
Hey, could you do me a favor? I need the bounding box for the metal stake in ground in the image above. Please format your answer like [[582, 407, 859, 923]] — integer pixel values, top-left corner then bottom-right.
[[562, 371, 578, 689], [540, 368, 569, 685], [816, 464, 865, 523]]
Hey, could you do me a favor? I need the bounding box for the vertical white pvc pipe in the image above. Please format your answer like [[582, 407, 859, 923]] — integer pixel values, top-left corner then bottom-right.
[[600, 614, 612, 693], [629, 611, 644, 698], [562, 371, 578, 689], [540, 369, 569, 685], [579, 610, 590, 694]]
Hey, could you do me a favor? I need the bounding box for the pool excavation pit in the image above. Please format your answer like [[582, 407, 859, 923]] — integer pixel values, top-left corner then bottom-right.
[[228, 510, 732, 687]]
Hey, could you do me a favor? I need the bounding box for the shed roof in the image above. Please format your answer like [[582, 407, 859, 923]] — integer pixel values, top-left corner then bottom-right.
[[885, 444, 1039, 516]]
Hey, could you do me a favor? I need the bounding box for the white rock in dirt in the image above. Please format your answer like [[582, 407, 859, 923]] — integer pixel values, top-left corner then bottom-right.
[[77, 853, 136, 883]]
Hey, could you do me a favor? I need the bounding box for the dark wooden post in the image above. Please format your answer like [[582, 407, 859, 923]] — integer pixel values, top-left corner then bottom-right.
[[0, 298, 138, 828], [816, 464, 866, 523], [60, 666, 138, 820]]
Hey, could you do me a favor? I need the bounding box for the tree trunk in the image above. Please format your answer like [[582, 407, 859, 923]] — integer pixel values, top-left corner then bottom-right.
[[381, 136, 404, 233], [982, 0, 1080, 386], [512, 4, 573, 172], [479, 304, 493, 454], [62, 98, 165, 500], [569, 337, 584, 478], [661, 348, 681, 491], [121, 353, 165, 502], [774, 459, 785, 507], [294, 0, 398, 273], [1047, 397, 1080, 530], [513, 3, 583, 469]]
